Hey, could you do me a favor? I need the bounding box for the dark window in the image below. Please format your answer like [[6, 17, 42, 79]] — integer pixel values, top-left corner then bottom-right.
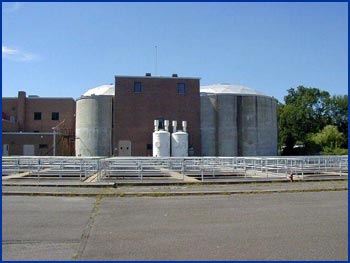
[[39, 144, 48, 149], [134, 82, 142, 93], [178, 83, 186, 94], [52, 112, 59, 120], [33, 130, 40, 133], [34, 112, 42, 120], [147, 144, 152, 150]]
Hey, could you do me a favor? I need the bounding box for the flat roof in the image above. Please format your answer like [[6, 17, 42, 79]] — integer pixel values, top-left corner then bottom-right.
[[2, 96, 75, 100], [115, 75, 201, 80]]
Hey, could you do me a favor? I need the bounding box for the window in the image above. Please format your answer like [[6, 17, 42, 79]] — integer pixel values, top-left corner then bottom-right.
[[52, 112, 59, 120], [34, 112, 42, 120], [147, 144, 152, 150], [178, 83, 186, 94], [134, 82, 142, 93], [39, 144, 48, 149]]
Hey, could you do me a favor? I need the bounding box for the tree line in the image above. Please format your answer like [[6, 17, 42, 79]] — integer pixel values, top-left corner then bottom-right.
[[278, 86, 348, 155]]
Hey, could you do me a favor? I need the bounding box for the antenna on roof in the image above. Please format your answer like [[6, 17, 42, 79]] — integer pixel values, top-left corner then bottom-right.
[[155, 45, 158, 76]]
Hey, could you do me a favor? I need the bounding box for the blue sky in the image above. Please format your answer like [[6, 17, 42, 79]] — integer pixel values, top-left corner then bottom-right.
[[2, 2, 348, 103]]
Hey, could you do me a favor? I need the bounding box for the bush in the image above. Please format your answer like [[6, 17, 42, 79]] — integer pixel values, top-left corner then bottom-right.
[[321, 147, 348, 155]]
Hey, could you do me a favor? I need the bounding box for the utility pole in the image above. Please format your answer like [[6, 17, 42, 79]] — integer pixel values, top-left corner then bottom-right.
[[155, 45, 158, 76]]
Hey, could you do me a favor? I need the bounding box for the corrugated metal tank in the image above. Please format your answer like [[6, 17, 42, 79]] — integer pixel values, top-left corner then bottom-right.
[[200, 84, 278, 157], [153, 130, 170, 157], [75, 95, 113, 156]]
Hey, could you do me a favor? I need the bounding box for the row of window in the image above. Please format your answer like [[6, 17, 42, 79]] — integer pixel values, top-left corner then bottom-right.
[[134, 82, 186, 94], [34, 112, 59, 121]]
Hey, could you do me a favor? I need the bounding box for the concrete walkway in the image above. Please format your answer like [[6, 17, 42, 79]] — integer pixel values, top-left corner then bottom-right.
[[2, 180, 347, 197]]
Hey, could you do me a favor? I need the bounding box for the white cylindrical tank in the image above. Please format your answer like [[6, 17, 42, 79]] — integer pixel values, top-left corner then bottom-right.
[[153, 130, 170, 157], [171, 131, 188, 157]]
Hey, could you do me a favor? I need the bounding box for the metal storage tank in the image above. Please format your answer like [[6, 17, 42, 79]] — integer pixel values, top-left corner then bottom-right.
[[171, 121, 189, 157], [153, 120, 170, 157], [75, 85, 114, 156], [200, 84, 278, 156]]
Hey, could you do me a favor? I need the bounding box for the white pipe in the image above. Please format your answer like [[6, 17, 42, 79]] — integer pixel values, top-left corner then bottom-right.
[[154, 120, 159, 131], [182, 121, 187, 132], [164, 120, 169, 131], [172, 120, 177, 133]]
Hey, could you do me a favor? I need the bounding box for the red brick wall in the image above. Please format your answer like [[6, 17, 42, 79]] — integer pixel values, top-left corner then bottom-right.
[[2, 98, 18, 129], [2, 133, 71, 156], [114, 76, 201, 156], [2, 120, 18, 132], [24, 98, 76, 133], [2, 95, 76, 133], [2, 93, 76, 156]]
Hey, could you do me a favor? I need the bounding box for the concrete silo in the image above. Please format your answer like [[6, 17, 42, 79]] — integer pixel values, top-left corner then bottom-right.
[[200, 84, 278, 157], [75, 85, 114, 157], [256, 96, 278, 156], [217, 95, 238, 156], [200, 94, 217, 156]]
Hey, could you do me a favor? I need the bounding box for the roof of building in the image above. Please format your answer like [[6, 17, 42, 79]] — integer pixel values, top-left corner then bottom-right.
[[115, 75, 200, 80], [200, 83, 267, 96], [83, 85, 115, 96]]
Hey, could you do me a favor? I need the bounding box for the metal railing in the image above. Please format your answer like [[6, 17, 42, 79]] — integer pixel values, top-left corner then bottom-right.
[[2, 156, 102, 181], [98, 156, 347, 182], [2, 155, 348, 183]]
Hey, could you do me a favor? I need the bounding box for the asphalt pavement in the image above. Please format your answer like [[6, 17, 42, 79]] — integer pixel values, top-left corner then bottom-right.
[[2, 188, 348, 260]]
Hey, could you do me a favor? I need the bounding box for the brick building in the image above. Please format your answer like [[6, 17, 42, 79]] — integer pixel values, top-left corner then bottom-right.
[[3, 75, 278, 157], [2, 91, 76, 156], [113, 74, 201, 156]]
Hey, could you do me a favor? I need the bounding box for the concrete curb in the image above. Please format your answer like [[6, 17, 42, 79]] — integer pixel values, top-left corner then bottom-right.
[[2, 177, 347, 188], [2, 187, 348, 197]]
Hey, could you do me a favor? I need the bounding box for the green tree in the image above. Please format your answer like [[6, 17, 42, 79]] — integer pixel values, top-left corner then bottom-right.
[[278, 86, 331, 155], [310, 125, 344, 148], [309, 125, 347, 155], [328, 95, 348, 147]]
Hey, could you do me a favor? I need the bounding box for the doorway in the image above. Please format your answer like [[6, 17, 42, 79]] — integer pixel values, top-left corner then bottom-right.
[[118, 140, 131, 156], [23, 144, 35, 156]]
